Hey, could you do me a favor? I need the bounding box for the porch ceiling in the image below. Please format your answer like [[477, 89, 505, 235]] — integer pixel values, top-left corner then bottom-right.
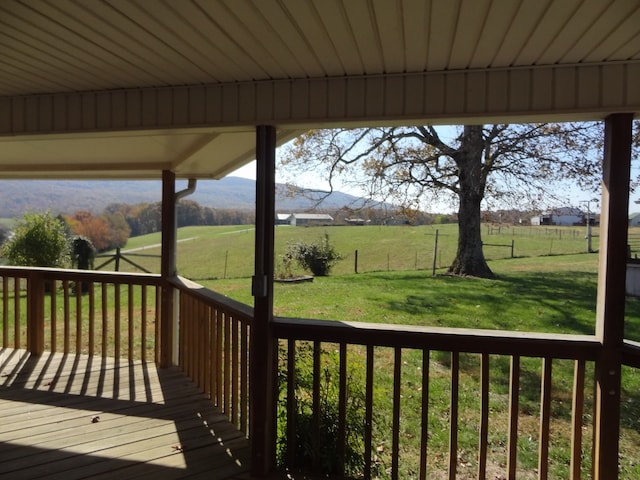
[[0, 0, 639, 179]]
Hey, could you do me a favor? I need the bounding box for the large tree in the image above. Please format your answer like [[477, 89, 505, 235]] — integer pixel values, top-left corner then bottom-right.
[[280, 123, 610, 278]]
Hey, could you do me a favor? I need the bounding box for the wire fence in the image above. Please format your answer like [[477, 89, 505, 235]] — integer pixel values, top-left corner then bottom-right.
[[98, 224, 613, 279]]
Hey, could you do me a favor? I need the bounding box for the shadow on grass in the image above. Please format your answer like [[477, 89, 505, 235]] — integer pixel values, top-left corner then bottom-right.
[[384, 270, 598, 335]]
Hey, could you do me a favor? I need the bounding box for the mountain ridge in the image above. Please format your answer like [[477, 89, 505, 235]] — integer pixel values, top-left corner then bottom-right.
[[0, 177, 370, 218]]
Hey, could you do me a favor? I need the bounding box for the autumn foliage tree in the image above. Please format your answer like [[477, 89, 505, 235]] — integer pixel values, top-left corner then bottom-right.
[[280, 123, 613, 278], [65, 210, 130, 252]]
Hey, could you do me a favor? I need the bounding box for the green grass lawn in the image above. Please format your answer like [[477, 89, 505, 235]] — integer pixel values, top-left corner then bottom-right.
[[99, 224, 640, 478], [110, 223, 599, 280]]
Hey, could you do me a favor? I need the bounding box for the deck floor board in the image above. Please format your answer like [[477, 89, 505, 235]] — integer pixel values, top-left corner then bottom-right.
[[0, 348, 251, 479]]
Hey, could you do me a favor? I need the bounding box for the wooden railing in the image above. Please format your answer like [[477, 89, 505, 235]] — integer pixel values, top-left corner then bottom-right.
[[5, 266, 639, 477], [273, 317, 602, 480], [0, 266, 161, 361], [172, 276, 253, 436], [0, 266, 252, 436]]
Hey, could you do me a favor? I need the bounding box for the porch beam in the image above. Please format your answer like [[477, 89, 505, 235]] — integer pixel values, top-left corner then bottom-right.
[[593, 113, 634, 480], [160, 169, 177, 368], [250, 125, 277, 476]]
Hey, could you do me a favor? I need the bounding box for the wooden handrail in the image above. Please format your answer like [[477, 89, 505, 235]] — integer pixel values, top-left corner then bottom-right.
[[622, 340, 640, 367], [170, 276, 253, 320], [273, 316, 600, 360]]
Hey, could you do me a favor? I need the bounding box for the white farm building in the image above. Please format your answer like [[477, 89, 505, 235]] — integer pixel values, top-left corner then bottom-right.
[[531, 207, 584, 226], [277, 213, 334, 227]]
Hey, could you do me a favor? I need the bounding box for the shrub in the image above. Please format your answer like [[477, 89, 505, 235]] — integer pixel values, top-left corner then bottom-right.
[[285, 233, 342, 276], [2, 212, 70, 267], [276, 342, 373, 477]]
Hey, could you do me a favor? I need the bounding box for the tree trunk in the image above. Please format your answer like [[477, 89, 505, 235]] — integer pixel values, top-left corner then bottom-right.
[[447, 126, 495, 279]]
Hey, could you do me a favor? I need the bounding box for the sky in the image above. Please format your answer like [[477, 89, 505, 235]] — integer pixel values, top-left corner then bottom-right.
[[228, 128, 640, 216]]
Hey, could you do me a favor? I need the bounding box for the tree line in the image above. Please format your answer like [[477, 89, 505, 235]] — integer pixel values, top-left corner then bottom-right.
[[0, 201, 257, 269], [63, 200, 256, 253]]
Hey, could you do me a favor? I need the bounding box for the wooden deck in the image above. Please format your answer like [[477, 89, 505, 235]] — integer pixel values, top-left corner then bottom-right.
[[0, 348, 251, 480]]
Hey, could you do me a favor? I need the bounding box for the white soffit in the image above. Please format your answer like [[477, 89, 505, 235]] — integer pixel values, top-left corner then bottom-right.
[[0, 128, 302, 179]]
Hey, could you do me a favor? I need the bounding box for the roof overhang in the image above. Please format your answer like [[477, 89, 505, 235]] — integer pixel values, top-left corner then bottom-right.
[[0, 0, 638, 180], [0, 126, 302, 179]]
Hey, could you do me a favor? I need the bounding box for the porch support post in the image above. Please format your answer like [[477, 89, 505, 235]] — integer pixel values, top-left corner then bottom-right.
[[27, 271, 45, 354], [593, 113, 634, 480], [160, 169, 177, 368], [250, 125, 277, 476]]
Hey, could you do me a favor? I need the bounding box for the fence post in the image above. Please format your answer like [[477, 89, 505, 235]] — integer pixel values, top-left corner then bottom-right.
[[27, 271, 45, 354], [511, 240, 515, 258], [432, 229, 439, 276], [354, 250, 359, 274]]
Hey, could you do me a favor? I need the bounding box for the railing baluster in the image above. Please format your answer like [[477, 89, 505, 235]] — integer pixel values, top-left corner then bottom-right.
[[478, 352, 490, 480], [140, 285, 146, 362], [88, 282, 95, 355], [507, 355, 521, 480], [2, 275, 8, 348], [114, 283, 121, 359], [50, 279, 57, 352], [62, 280, 69, 354], [101, 282, 108, 358], [224, 311, 231, 415], [232, 315, 239, 426], [14, 277, 21, 349], [364, 344, 374, 479], [204, 303, 212, 398], [216, 308, 223, 408], [76, 279, 82, 354], [155, 285, 161, 364], [178, 293, 186, 369], [420, 349, 430, 480], [449, 351, 459, 480], [186, 295, 194, 379], [311, 340, 321, 471], [185, 294, 192, 375], [189, 296, 196, 382], [199, 300, 207, 389], [391, 347, 402, 480], [538, 358, 553, 480], [571, 359, 586, 480], [286, 338, 296, 467], [338, 343, 347, 478], [240, 318, 249, 434], [210, 306, 218, 403], [128, 284, 134, 362]]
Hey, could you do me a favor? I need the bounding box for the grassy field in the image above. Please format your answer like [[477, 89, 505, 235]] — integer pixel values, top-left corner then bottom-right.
[[111, 223, 598, 278], [100, 224, 640, 478]]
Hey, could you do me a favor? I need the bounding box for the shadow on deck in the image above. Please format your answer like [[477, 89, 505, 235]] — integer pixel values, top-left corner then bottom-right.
[[0, 348, 251, 480]]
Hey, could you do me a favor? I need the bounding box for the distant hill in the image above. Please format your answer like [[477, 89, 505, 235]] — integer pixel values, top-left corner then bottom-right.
[[0, 177, 371, 218]]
